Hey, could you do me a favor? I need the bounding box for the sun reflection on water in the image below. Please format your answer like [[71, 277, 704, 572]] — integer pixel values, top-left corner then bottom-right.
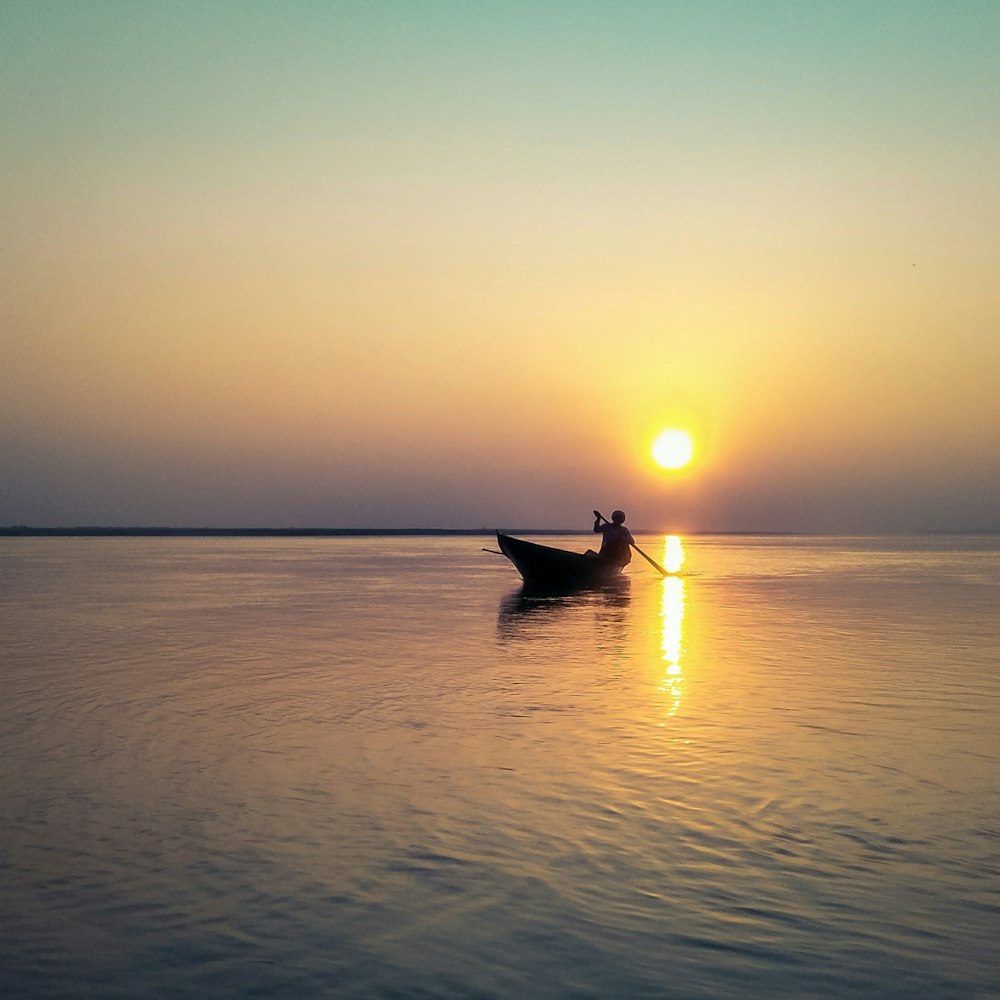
[[659, 536, 686, 717]]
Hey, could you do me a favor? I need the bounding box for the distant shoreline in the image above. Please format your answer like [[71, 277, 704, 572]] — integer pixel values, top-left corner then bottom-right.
[[0, 526, 804, 538], [0, 526, 573, 538], [1, 526, 996, 538]]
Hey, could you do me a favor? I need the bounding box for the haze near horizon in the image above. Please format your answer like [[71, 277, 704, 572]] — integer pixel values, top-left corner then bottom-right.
[[3, 2, 998, 533]]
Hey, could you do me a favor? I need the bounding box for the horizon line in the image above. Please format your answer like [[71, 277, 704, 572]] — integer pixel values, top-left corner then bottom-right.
[[2, 526, 998, 538]]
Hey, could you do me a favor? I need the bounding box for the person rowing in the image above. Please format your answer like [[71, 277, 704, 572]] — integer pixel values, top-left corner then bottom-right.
[[593, 509, 635, 566]]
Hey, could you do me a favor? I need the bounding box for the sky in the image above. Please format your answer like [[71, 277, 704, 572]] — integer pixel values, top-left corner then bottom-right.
[[2, 0, 999, 532]]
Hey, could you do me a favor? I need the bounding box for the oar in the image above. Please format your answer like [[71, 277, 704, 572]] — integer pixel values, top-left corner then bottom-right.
[[594, 510, 668, 577]]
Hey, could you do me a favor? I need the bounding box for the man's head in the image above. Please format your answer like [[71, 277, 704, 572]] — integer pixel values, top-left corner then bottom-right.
[[611, 510, 626, 524]]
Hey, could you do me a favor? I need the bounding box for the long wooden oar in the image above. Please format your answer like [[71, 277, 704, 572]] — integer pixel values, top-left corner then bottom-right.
[[594, 510, 668, 577]]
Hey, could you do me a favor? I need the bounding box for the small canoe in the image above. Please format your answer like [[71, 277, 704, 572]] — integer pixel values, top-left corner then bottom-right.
[[496, 532, 625, 590]]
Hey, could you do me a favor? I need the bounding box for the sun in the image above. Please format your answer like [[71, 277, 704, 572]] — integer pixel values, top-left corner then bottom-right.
[[652, 429, 694, 470]]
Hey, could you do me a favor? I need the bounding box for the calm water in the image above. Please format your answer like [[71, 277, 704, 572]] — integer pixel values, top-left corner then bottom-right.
[[1, 535, 998, 999]]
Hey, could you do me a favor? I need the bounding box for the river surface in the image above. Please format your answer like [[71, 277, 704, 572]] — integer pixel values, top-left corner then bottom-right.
[[1, 535, 998, 998]]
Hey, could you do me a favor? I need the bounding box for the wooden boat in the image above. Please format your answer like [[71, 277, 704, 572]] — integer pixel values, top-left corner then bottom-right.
[[496, 532, 626, 590]]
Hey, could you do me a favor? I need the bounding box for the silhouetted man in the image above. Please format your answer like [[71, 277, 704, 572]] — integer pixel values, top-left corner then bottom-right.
[[593, 509, 634, 566]]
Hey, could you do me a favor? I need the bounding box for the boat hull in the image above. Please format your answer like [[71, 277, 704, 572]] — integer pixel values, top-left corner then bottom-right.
[[496, 532, 625, 590]]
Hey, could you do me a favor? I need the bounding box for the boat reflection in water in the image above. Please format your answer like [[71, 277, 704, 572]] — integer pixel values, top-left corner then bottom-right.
[[659, 535, 686, 717], [496, 577, 630, 641]]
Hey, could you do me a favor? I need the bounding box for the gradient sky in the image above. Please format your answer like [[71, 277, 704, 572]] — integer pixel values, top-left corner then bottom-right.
[[3, 1, 998, 531]]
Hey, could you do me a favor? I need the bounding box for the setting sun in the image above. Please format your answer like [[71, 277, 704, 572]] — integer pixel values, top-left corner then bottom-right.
[[652, 429, 694, 470]]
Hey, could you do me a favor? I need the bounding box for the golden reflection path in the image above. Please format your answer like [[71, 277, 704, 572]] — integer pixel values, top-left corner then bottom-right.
[[659, 536, 686, 718]]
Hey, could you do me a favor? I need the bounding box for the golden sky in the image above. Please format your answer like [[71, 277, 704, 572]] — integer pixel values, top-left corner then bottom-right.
[[2, 2, 999, 530]]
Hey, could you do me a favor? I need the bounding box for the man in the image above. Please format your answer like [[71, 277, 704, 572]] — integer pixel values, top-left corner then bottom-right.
[[593, 509, 634, 566]]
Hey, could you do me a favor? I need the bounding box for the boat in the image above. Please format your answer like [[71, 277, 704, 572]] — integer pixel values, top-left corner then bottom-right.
[[495, 532, 626, 590]]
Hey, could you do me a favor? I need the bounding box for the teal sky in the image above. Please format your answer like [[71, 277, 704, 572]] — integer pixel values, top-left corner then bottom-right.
[[2, 1, 999, 530]]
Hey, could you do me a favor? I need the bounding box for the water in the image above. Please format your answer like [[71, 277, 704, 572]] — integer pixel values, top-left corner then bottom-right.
[[1, 534, 998, 999]]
